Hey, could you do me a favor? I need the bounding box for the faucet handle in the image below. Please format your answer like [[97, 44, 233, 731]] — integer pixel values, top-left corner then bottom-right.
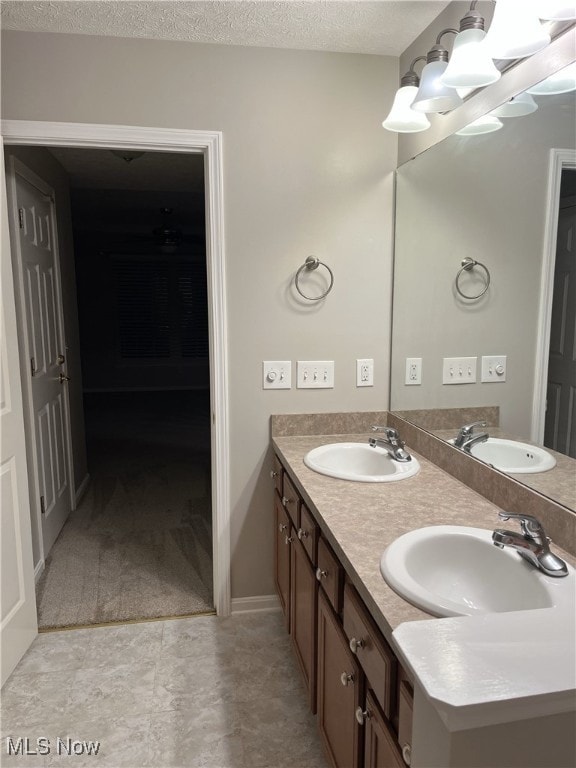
[[459, 420, 487, 436], [371, 426, 400, 441], [497, 512, 547, 542]]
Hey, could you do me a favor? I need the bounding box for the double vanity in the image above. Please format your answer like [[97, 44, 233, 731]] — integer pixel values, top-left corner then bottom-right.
[[271, 411, 576, 768]]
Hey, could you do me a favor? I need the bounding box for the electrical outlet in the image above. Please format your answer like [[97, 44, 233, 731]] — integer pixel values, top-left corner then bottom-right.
[[481, 355, 507, 382], [442, 357, 477, 385], [405, 357, 422, 385], [262, 361, 291, 389], [356, 359, 374, 387], [296, 361, 334, 389]]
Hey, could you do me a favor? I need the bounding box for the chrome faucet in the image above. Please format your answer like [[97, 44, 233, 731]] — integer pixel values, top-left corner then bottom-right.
[[454, 420, 489, 451], [492, 512, 568, 577], [369, 426, 412, 463]]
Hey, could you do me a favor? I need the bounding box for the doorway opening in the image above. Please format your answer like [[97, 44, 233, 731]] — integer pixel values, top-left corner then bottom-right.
[[2, 120, 230, 629], [37, 148, 215, 627]]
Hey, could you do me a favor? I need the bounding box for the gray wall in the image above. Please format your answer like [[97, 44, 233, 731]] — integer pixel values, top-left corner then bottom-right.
[[1, 31, 398, 600]]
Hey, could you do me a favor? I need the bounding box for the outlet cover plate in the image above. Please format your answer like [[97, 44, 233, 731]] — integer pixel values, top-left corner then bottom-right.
[[405, 357, 422, 385], [356, 359, 374, 387], [297, 361, 334, 389]]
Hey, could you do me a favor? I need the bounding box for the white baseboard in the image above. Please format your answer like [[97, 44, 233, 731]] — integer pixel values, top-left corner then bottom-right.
[[74, 473, 90, 508], [231, 595, 280, 614], [33, 559, 45, 585]]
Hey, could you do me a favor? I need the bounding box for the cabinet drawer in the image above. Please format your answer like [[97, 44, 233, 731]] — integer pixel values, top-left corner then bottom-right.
[[297, 503, 319, 566], [316, 537, 343, 614], [271, 454, 283, 497], [343, 583, 396, 719], [281, 473, 300, 527]]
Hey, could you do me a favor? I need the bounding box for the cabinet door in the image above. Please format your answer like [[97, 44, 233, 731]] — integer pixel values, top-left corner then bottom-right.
[[363, 690, 404, 768], [317, 591, 363, 768], [291, 534, 318, 713], [274, 493, 292, 629]]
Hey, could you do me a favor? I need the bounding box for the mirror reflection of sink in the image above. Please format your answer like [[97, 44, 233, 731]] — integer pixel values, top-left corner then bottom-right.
[[380, 525, 574, 618], [469, 438, 556, 474], [304, 443, 420, 482]]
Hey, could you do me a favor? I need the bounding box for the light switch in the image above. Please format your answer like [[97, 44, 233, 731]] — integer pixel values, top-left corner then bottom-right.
[[481, 355, 507, 382], [297, 361, 334, 389], [442, 357, 477, 384], [262, 361, 291, 389]]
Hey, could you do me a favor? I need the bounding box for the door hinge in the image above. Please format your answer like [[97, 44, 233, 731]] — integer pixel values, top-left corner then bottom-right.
[[18, 208, 24, 229], [30, 357, 36, 377], [40, 495, 46, 515]]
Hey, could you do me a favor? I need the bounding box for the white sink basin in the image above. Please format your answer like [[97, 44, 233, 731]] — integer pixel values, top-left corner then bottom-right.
[[304, 442, 420, 483], [469, 438, 556, 474], [380, 525, 574, 617]]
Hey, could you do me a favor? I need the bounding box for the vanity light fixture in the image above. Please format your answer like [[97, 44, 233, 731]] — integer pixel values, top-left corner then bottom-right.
[[441, 3, 501, 88], [412, 29, 464, 113], [382, 57, 431, 133], [483, 0, 551, 60], [538, 1, 576, 20], [526, 61, 576, 94], [490, 91, 539, 116], [456, 114, 504, 135]]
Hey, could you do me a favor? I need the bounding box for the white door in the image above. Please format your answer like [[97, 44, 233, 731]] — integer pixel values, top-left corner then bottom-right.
[[544, 201, 576, 457], [7, 158, 74, 560], [0, 142, 38, 685]]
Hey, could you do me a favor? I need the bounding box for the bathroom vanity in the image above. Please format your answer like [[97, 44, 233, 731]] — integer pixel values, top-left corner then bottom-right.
[[271, 412, 576, 768]]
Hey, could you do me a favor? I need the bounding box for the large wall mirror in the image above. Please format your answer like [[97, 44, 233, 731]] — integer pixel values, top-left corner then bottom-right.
[[390, 38, 576, 513]]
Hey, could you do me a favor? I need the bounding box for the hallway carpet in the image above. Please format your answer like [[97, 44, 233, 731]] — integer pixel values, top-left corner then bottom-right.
[[36, 391, 214, 629]]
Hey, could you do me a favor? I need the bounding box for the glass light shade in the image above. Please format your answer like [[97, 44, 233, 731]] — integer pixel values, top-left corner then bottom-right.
[[382, 86, 431, 133], [526, 63, 576, 95], [412, 61, 464, 113], [538, 1, 576, 20], [456, 115, 504, 135], [484, 0, 551, 59], [441, 29, 501, 87], [491, 92, 539, 117]]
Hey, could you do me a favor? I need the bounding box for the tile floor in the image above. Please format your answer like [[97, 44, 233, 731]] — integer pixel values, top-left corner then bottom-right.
[[1, 611, 329, 768]]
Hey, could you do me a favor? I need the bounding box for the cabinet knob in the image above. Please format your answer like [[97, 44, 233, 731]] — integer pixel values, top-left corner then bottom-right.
[[297, 528, 309, 540], [355, 707, 370, 725], [281, 496, 293, 508], [285, 535, 294, 545], [402, 744, 412, 766], [349, 637, 364, 654], [315, 568, 327, 581], [278, 523, 287, 533], [270, 470, 278, 480], [340, 672, 354, 687]]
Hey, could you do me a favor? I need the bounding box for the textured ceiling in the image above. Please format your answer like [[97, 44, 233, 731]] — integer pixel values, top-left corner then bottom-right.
[[0, 1, 451, 56]]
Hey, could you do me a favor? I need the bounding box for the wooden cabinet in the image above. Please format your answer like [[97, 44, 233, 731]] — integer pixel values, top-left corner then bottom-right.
[[290, 531, 318, 712], [272, 454, 414, 768], [317, 590, 363, 768]]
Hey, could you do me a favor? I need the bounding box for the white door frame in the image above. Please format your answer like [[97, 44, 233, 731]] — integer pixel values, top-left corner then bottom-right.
[[1, 119, 231, 617], [6, 157, 76, 572], [532, 148, 576, 444]]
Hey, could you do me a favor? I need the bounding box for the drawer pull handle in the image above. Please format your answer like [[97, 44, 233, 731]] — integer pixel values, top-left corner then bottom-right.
[[297, 528, 309, 540], [316, 568, 328, 581], [402, 744, 412, 766], [349, 637, 364, 654], [355, 707, 370, 725], [285, 535, 294, 545], [281, 496, 293, 508], [278, 523, 287, 533], [270, 470, 278, 479], [340, 672, 354, 687]]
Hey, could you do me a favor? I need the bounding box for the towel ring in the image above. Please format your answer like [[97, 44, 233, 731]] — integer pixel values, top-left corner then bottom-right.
[[455, 257, 491, 300], [294, 256, 334, 301]]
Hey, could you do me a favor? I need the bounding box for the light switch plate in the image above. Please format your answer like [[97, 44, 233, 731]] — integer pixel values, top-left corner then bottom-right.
[[262, 361, 291, 389], [297, 361, 334, 389], [442, 357, 477, 385], [481, 355, 507, 382]]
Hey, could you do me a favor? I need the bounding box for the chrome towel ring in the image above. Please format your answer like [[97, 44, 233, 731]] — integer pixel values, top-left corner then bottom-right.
[[455, 257, 491, 300], [294, 256, 334, 301]]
